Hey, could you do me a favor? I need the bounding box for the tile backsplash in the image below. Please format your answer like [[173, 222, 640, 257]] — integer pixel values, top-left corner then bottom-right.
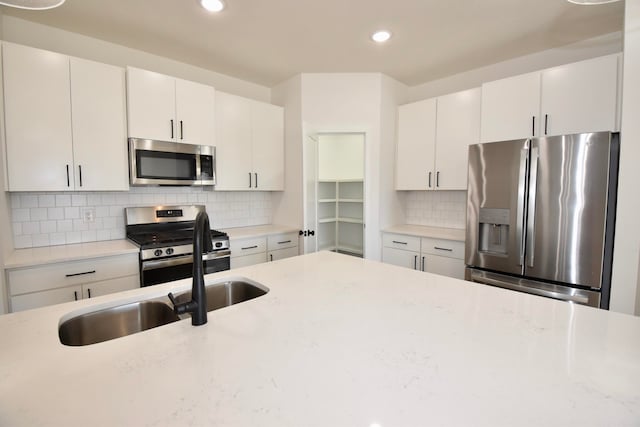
[[404, 190, 466, 229], [10, 187, 272, 249]]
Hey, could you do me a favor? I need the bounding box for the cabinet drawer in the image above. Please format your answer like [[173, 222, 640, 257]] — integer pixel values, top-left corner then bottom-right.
[[10, 285, 83, 313], [7, 253, 138, 296], [267, 232, 298, 251], [420, 237, 464, 259], [382, 233, 421, 252], [268, 246, 299, 262], [230, 237, 267, 258], [230, 252, 267, 269]]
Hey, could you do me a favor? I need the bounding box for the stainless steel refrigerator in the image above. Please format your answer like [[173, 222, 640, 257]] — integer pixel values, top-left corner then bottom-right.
[[465, 132, 619, 308]]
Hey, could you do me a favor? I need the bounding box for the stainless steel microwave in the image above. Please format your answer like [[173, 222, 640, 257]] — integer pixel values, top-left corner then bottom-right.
[[128, 138, 216, 186]]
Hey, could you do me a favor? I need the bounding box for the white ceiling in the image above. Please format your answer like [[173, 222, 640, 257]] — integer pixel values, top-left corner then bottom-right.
[[1, 0, 624, 87]]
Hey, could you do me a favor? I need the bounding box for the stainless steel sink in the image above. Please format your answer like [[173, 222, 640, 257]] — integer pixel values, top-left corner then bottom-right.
[[172, 280, 268, 312], [59, 301, 180, 346], [59, 280, 268, 346]]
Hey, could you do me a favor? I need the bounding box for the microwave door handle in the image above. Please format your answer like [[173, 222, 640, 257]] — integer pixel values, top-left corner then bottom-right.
[[526, 146, 539, 268], [516, 142, 529, 267]]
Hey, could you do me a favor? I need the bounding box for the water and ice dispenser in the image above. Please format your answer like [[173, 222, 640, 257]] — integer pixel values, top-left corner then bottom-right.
[[478, 208, 510, 256]]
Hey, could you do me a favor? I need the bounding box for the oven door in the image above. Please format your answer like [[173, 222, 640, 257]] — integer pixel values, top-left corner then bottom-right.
[[129, 138, 202, 185], [140, 251, 230, 287]]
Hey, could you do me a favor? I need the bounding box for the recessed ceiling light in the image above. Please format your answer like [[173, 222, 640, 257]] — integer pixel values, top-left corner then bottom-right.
[[0, 0, 65, 9], [371, 31, 392, 43], [566, 0, 621, 4], [200, 0, 225, 12]]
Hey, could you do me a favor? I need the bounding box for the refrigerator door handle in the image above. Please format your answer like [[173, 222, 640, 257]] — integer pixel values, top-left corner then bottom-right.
[[516, 143, 530, 267], [526, 146, 539, 268], [469, 270, 592, 305]]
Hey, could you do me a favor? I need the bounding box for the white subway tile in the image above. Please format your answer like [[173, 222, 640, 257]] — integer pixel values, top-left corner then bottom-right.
[[10, 194, 21, 208], [87, 194, 102, 206], [30, 207, 48, 221], [64, 207, 80, 219], [38, 195, 56, 208], [101, 194, 116, 205], [56, 194, 72, 207], [65, 231, 82, 244], [96, 230, 111, 241], [116, 194, 129, 205], [32, 234, 51, 248], [14, 235, 33, 249], [21, 195, 38, 208], [40, 220, 57, 234], [12, 223, 22, 236], [81, 230, 97, 243], [103, 217, 117, 228], [96, 206, 110, 218], [49, 233, 66, 246], [12, 208, 30, 222], [22, 222, 39, 235], [57, 220, 73, 232], [110, 206, 125, 217], [47, 207, 64, 220], [73, 219, 89, 231], [72, 195, 87, 207]]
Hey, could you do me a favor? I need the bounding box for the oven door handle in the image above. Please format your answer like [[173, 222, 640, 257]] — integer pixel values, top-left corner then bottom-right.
[[142, 250, 231, 271]]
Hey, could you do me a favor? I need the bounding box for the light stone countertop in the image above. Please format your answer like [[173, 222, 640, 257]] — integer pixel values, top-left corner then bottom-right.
[[221, 224, 299, 240], [384, 224, 466, 241], [0, 251, 639, 426], [3, 240, 140, 269]]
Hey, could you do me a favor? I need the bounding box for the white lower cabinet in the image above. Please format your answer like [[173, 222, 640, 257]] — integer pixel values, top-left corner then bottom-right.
[[7, 253, 139, 312], [382, 233, 465, 279], [230, 231, 299, 269]]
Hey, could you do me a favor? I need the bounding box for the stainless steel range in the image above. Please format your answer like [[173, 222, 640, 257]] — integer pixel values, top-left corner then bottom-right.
[[125, 205, 230, 287]]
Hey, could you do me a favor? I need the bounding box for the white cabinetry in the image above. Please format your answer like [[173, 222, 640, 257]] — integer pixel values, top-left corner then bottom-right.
[[126, 67, 215, 145], [382, 233, 465, 279], [2, 42, 128, 191], [7, 253, 139, 312], [230, 231, 298, 268], [215, 92, 284, 191], [70, 57, 128, 191], [396, 88, 480, 191], [396, 98, 436, 190], [267, 232, 299, 261], [481, 54, 619, 142]]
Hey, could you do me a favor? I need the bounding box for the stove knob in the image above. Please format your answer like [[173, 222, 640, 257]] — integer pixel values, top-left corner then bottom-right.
[[166, 248, 174, 255], [215, 242, 223, 248], [154, 249, 163, 257]]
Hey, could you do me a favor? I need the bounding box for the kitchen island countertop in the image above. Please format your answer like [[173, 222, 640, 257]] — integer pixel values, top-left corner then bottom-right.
[[0, 251, 639, 426]]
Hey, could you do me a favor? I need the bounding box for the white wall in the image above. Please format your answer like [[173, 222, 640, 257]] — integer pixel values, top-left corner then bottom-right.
[[318, 134, 364, 181], [610, 3, 640, 315], [379, 75, 408, 234], [271, 75, 304, 229], [408, 32, 622, 101], [0, 15, 271, 102], [0, 30, 10, 314]]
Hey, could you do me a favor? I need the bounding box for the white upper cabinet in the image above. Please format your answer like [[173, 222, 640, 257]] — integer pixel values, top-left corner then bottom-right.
[[396, 88, 480, 191], [251, 101, 284, 190], [435, 87, 481, 190], [480, 71, 541, 143], [175, 78, 216, 146], [540, 54, 618, 136], [70, 57, 128, 191], [2, 42, 128, 192], [2, 42, 74, 191], [481, 54, 619, 142], [396, 98, 437, 190], [126, 67, 215, 146], [215, 91, 284, 191]]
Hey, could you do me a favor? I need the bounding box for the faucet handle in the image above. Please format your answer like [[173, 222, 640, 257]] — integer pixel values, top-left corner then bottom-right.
[[168, 291, 196, 315], [167, 292, 178, 306]]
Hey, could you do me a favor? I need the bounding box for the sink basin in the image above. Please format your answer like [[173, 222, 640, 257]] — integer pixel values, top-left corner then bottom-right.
[[59, 280, 268, 346], [172, 280, 268, 312], [59, 301, 180, 346]]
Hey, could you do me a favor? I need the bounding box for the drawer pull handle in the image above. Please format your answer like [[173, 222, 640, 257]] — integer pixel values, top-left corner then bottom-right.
[[241, 245, 258, 250], [434, 247, 453, 252], [73, 291, 78, 301], [65, 270, 96, 278], [87, 288, 92, 298], [277, 240, 292, 244], [392, 240, 408, 245]]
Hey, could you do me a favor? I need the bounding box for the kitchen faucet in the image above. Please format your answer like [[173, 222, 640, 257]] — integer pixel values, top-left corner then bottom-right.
[[168, 211, 212, 326]]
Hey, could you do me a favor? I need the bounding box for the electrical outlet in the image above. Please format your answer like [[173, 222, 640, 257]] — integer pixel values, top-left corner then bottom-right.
[[82, 208, 96, 223]]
